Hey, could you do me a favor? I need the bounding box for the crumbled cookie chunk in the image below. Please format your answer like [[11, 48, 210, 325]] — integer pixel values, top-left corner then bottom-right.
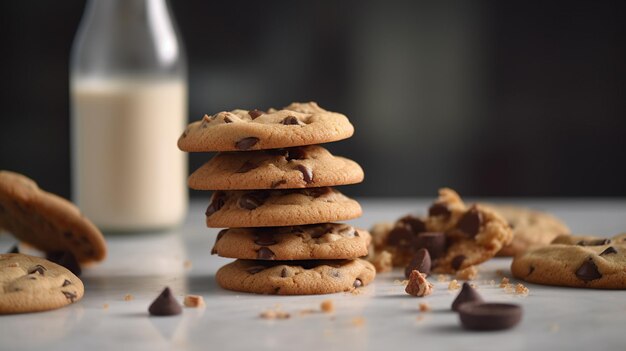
[[371, 250, 393, 273], [448, 279, 461, 290], [514, 283, 529, 296], [320, 299, 334, 313], [499, 277, 510, 288], [405, 270, 433, 297], [184, 295, 205, 308], [455, 266, 478, 280]]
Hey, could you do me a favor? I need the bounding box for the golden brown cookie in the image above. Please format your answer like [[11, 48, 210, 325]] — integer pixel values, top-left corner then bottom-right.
[[216, 258, 376, 295], [0, 171, 106, 264], [511, 233, 626, 289], [0, 254, 84, 314], [178, 102, 354, 152], [188, 145, 364, 190], [211, 224, 371, 260], [480, 204, 570, 256], [204, 187, 361, 228]]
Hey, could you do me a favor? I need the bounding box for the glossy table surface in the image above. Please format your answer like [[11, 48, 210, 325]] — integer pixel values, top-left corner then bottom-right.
[[1, 198, 625, 351]]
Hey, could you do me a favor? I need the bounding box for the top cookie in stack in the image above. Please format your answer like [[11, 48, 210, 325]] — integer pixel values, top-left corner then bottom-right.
[[178, 102, 376, 295]]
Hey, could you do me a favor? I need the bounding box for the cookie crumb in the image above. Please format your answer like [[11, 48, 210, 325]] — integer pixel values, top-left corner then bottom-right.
[[499, 277, 510, 288], [103, 303, 109, 310], [183, 260, 193, 269], [351, 316, 366, 327], [123, 294, 134, 301], [437, 274, 449, 282], [259, 309, 291, 320], [448, 279, 461, 290], [298, 308, 317, 316], [515, 283, 529, 296], [455, 266, 478, 280], [320, 299, 334, 313], [184, 295, 205, 308], [405, 270, 433, 297], [419, 303, 431, 312], [371, 250, 393, 273], [416, 315, 425, 322], [393, 279, 409, 285]]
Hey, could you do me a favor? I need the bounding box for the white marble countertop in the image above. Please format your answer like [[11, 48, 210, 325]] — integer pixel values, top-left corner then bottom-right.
[[1, 198, 625, 351]]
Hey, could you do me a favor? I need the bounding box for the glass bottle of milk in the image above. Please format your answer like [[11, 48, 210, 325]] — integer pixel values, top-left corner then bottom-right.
[[70, 0, 187, 232]]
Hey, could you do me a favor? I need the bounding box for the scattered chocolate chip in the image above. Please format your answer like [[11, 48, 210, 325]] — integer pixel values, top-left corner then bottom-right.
[[46, 251, 82, 277], [235, 137, 260, 150], [286, 147, 307, 161], [205, 191, 226, 217], [451, 255, 466, 270], [353, 279, 363, 288], [224, 116, 233, 123], [281, 116, 300, 125], [528, 265, 535, 276], [404, 248, 432, 278], [271, 179, 287, 188], [415, 232, 447, 259], [239, 191, 269, 210], [236, 161, 258, 173], [398, 215, 426, 234], [577, 239, 611, 246], [256, 247, 276, 260], [254, 232, 277, 246], [62, 291, 78, 302], [211, 229, 228, 255], [428, 203, 451, 218], [599, 246, 617, 256], [246, 266, 266, 274], [386, 227, 414, 249], [7, 245, 19, 254], [296, 164, 313, 183], [280, 268, 288, 277], [457, 207, 482, 237], [458, 303, 522, 331], [62, 279, 72, 287], [575, 258, 602, 282], [148, 287, 182, 316], [248, 109, 264, 119], [28, 265, 47, 275], [452, 282, 484, 311]]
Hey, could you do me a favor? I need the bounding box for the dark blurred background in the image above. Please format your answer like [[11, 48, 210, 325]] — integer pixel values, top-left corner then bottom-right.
[[1, 0, 625, 198]]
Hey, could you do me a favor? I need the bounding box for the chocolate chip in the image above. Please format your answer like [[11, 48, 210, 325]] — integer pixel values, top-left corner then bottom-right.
[[256, 247, 276, 260], [404, 248, 432, 278], [254, 232, 277, 246], [296, 164, 313, 183], [62, 291, 78, 302], [46, 251, 82, 277], [224, 116, 233, 123], [415, 232, 447, 259], [398, 215, 426, 234], [248, 109, 264, 119], [271, 179, 287, 188], [599, 246, 617, 256], [353, 279, 363, 288], [286, 147, 307, 161], [211, 229, 228, 255], [7, 245, 19, 254], [429, 203, 451, 218], [238, 191, 269, 210], [457, 207, 482, 237], [235, 137, 260, 150], [575, 258, 602, 281], [452, 282, 484, 311], [148, 287, 182, 316], [281, 116, 300, 125], [577, 239, 611, 246], [458, 303, 522, 331], [28, 265, 47, 275], [236, 161, 258, 173], [280, 268, 288, 277], [386, 227, 414, 249], [205, 191, 226, 217], [246, 265, 266, 274], [451, 255, 466, 270], [62, 279, 72, 287]]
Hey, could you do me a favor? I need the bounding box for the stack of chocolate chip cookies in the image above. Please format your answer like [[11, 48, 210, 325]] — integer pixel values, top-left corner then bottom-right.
[[178, 102, 375, 295]]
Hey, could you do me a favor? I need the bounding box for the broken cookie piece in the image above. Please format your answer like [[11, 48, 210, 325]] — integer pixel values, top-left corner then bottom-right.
[[405, 270, 433, 297]]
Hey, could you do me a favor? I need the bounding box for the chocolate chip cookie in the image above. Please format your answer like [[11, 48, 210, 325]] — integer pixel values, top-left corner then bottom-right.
[[0, 171, 107, 263], [211, 224, 371, 260], [511, 233, 626, 289], [0, 254, 84, 314], [480, 204, 570, 256], [370, 188, 513, 273], [178, 102, 354, 152], [188, 145, 364, 190], [205, 187, 361, 228], [216, 258, 376, 295]]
